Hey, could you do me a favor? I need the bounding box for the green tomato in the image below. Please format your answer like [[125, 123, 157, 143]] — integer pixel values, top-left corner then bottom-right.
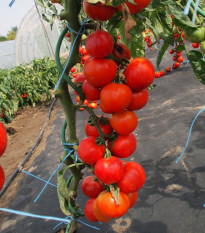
[[200, 41, 205, 54], [184, 27, 205, 43]]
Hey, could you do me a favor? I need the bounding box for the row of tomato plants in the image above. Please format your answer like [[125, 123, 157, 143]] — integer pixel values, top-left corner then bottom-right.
[[0, 57, 58, 123]]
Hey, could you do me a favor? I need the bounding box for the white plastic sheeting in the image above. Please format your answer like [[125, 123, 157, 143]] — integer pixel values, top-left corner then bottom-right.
[[0, 40, 16, 69], [0, 5, 70, 69]]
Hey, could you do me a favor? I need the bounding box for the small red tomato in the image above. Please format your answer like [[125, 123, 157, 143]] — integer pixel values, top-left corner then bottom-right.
[[110, 110, 138, 135], [192, 43, 200, 48], [90, 102, 98, 109], [70, 67, 76, 73], [78, 136, 105, 165], [169, 49, 174, 54], [166, 66, 171, 72], [155, 72, 161, 78], [84, 198, 98, 222], [177, 56, 184, 63], [94, 156, 124, 185], [82, 176, 103, 198], [108, 133, 137, 158], [159, 70, 165, 76], [128, 89, 149, 111], [72, 73, 78, 78]]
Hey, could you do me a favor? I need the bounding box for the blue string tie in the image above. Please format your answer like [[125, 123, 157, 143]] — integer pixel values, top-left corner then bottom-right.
[[176, 106, 205, 163], [9, 0, 15, 7], [54, 18, 89, 91]]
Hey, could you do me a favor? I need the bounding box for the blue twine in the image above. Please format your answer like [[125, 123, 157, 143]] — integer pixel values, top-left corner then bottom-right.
[[176, 106, 205, 163], [21, 170, 57, 188], [62, 142, 79, 162], [0, 208, 71, 224], [0, 208, 100, 230], [8, 0, 15, 7], [184, 0, 192, 15], [192, 0, 200, 22], [53, 216, 70, 230], [54, 18, 89, 91], [34, 150, 73, 203], [66, 22, 85, 35]]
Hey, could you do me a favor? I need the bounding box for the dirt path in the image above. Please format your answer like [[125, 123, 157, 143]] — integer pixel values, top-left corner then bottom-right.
[[0, 99, 62, 208]]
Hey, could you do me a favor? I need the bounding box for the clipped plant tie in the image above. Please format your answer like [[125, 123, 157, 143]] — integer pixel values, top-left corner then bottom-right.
[[121, 3, 136, 41]]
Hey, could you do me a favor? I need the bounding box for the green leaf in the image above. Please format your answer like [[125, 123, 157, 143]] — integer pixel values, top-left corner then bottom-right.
[[36, 0, 45, 8], [42, 14, 50, 23], [156, 42, 169, 68], [57, 166, 71, 216], [187, 50, 205, 85], [175, 44, 185, 52]]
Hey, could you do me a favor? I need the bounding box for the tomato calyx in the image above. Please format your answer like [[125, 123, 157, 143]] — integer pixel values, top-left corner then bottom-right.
[[109, 184, 120, 205]]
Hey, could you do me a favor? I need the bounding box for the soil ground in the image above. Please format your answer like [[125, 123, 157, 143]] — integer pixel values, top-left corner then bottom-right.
[[0, 99, 62, 208]]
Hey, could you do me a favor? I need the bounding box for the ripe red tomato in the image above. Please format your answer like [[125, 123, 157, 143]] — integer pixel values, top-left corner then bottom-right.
[[155, 72, 161, 78], [78, 136, 105, 165], [160, 70, 165, 76], [96, 191, 130, 218], [177, 56, 184, 63], [0, 122, 7, 157], [89, 102, 98, 109], [123, 57, 155, 91], [127, 191, 138, 208], [112, 42, 131, 61], [92, 198, 111, 222], [84, 57, 117, 88], [110, 110, 138, 135], [74, 73, 85, 86], [117, 0, 151, 14], [169, 49, 174, 54], [117, 162, 146, 193], [85, 118, 112, 137], [70, 67, 76, 73], [84, 198, 98, 222], [166, 66, 171, 72], [192, 42, 200, 48], [0, 165, 5, 191], [94, 156, 124, 184], [128, 89, 149, 111], [100, 83, 132, 113], [108, 133, 137, 158], [82, 176, 103, 198], [83, 0, 116, 21], [82, 80, 101, 101], [85, 30, 113, 58]]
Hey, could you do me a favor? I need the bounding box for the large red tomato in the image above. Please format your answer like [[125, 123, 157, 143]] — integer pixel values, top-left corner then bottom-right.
[[0, 165, 5, 191], [100, 83, 132, 113], [110, 110, 138, 135], [123, 57, 155, 91], [117, 0, 151, 14], [128, 89, 149, 111], [0, 122, 7, 157], [78, 136, 105, 165], [96, 191, 130, 218], [73, 73, 85, 86], [81, 176, 103, 198], [85, 30, 113, 58], [108, 133, 137, 158], [85, 118, 113, 137], [117, 162, 146, 193], [82, 80, 101, 101], [83, 0, 116, 21], [84, 198, 98, 222], [84, 57, 117, 88], [94, 156, 124, 185], [92, 198, 111, 222]]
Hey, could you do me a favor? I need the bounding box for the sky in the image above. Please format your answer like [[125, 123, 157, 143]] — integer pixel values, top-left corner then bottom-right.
[[0, 0, 35, 36]]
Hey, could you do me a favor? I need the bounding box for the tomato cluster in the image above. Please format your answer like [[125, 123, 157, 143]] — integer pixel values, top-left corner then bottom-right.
[[73, 27, 155, 222], [0, 122, 7, 191]]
